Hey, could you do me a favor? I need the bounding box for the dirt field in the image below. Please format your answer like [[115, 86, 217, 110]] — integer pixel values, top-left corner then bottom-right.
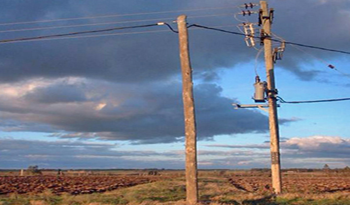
[[227, 171, 350, 194], [0, 170, 349, 205], [0, 175, 158, 195]]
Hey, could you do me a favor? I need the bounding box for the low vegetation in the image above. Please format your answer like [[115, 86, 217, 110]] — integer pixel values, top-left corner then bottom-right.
[[0, 170, 349, 205]]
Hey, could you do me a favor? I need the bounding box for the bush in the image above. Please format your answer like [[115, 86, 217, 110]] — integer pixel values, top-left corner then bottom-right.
[[27, 165, 42, 175]]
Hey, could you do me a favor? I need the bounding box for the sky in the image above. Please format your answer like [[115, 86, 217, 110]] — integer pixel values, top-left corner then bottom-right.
[[0, 0, 350, 170]]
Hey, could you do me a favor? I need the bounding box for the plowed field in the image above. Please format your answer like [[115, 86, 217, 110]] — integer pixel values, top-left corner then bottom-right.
[[0, 175, 157, 195], [228, 173, 350, 194]]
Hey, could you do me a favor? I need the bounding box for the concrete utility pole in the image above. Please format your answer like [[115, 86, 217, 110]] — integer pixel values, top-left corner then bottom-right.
[[260, 1, 282, 194], [177, 15, 198, 205]]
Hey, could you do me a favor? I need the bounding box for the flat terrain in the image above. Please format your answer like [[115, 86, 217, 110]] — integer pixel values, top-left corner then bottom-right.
[[0, 170, 349, 205], [0, 175, 157, 195]]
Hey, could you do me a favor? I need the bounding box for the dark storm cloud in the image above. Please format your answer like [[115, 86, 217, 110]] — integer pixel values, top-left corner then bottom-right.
[[0, 0, 347, 145], [0, 79, 287, 144], [0, 0, 348, 83], [24, 83, 87, 104]]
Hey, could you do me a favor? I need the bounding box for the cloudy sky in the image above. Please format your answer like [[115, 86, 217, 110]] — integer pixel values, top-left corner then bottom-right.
[[0, 0, 349, 169]]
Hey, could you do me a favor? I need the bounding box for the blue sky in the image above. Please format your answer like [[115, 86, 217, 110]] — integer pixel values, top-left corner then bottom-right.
[[0, 0, 349, 170]]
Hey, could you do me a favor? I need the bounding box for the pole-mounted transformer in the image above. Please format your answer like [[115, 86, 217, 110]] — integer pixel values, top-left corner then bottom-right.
[[253, 75, 267, 102]]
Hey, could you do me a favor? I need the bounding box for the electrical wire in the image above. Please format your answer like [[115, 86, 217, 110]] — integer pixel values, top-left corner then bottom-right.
[[189, 24, 350, 55], [289, 43, 350, 79], [0, 24, 237, 44], [234, 13, 246, 23], [0, 17, 174, 34], [0, 29, 171, 44], [282, 41, 350, 55], [190, 24, 246, 36], [254, 47, 264, 76], [0, 23, 160, 44], [291, 43, 350, 80], [272, 32, 350, 80], [0, 6, 237, 27], [0, 13, 234, 34], [332, 68, 350, 79], [160, 22, 178, 33], [277, 96, 350, 104]]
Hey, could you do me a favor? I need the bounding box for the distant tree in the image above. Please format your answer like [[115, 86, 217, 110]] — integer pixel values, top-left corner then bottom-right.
[[27, 165, 42, 175], [344, 166, 350, 172], [323, 164, 331, 172]]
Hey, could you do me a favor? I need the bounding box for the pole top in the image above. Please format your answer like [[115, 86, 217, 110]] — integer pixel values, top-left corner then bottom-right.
[[177, 15, 187, 23]]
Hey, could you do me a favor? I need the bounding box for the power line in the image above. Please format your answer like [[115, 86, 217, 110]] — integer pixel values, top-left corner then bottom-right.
[[0, 17, 173, 34], [189, 24, 350, 55], [286, 39, 350, 80], [332, 68, 350, 79], [0, 6, 236, 27], [0, 13, 233, 34], [283, 41, 350, 55], [190, 24, 246, 36], [0, 29, 171, 44], [254, 47, 264, 75], [160, 22, 178, 33], [0, 23, 236, 44], [0, 23, 160, 44], [277, 96, 350, 104]]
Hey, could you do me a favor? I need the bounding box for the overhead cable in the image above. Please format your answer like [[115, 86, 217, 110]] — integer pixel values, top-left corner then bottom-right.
[[0, 13, 233, 34], [189, 24, 350, 55], [0, 23, 236, 44], [158, 22, 178, 33], [0, 18, 174, 34], [0, 23, 159, 44], [0, 29, 172, 44], [277, 96, 350, 104], [0, 6, 236, 26]]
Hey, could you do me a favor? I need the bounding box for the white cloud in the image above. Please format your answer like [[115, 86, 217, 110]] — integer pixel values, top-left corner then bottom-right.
[[205, 136, 350, 168], [284, 136, 350, 150]]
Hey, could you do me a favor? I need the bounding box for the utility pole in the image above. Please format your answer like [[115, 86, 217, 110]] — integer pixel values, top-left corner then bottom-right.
[[177, 15, 198, 205], [260, 1, 282, 194]]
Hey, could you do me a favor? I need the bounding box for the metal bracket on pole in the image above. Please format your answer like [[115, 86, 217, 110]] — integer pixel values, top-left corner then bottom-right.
[[232, 103, 280, 113]]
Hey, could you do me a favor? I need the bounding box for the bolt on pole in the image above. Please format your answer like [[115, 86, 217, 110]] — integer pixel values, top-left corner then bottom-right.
[[177, 15, 199, 205], [260, 1, 283, 194]]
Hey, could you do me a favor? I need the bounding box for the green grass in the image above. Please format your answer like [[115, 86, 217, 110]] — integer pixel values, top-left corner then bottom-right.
[[1, 176, 350, 205]]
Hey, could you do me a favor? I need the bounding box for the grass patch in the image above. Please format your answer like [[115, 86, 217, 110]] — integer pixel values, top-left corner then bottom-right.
[[112, 180, 186, 203], [1, 175, 350, 205]]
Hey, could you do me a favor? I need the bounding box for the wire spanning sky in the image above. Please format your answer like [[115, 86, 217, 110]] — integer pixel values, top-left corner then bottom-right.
[[0, 0, 349, 170]]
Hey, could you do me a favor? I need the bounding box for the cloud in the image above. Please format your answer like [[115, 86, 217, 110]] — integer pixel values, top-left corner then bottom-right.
[[206, 144, 270, 150], [208, 136, 350, 156], [0, 0, 348, 84], [0, 138, 272, 169], [282, 136, 350, 159], [24, 82, 87, 104], [0, 77, 292, 144], [1, 136, 349, 169], [206, 135, 350, 168], [0, 138, 184, 169]]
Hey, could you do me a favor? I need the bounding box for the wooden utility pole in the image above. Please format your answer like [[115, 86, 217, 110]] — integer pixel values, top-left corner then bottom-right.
[[260, 1, 282, 194], [177, 15, 198, 205]]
